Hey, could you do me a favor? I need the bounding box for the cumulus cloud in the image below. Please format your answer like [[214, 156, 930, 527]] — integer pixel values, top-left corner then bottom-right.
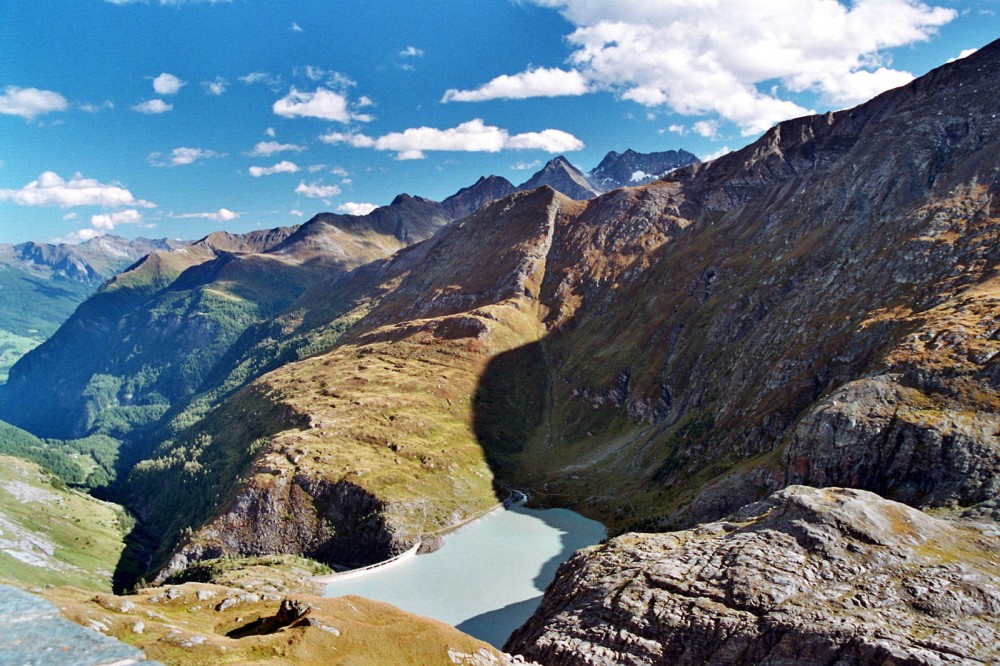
[[319, 131, 377, 148], [153, 73, 185, 95], [471, 0, 958, 135], [71, 228, 105, 241], [512, 160, 542, 171], [0, 171, 155, 208], [0, 86, 69, 120], [291, 21, 303, 32], [692, 120, 720, 139], [202, 77, 228, 95], [946, 48, 978, 63], [337, 202, 378, 216], [400, 46, 424, 58], [273, 87, 370, 122], [91, 208, 145, 231], [702, 145, 734, 161], [173, 208, 239, 222], [132, 99, 173, 114], [320, 119, 583, 159], [249, 160, 300, 177], [248, 140, 305, 156], [295, 181, 341, 198], [443, 67, 589, 102], [147, 147, 223, 167]]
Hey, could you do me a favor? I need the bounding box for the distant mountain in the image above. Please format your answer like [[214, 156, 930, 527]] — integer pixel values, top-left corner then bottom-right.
[[0, 235, 188, 381], [513, 150, 700, 200], [0, 173, 528, 446], [4, 235, 187, 286], [517, 156, 602, 200], [588, 148, 700, 190]]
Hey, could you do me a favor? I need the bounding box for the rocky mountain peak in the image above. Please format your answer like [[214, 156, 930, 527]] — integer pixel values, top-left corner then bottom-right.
[[517, 155, 602, 200], [589, 147, 700, 190]]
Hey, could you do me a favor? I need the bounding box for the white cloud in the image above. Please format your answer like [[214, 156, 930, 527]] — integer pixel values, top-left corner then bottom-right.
[[248, 140, 305, 156], [337, 202, 378, 216], [274, 87, 368, 122], [173, 208, 239, 222], [946, 47, 978, 63], [702, 145, 734, 161], [153, 73, 185, 95], [79, 100, 115, 113], [264, 127, 276, 137], [0, 171, 155, 208], [505, 128, 584, 152], [489, 0, 959, 135], [0, 86, 69, 120], [692, 120, 720, 139], [239, 72, 282, 89], [132, 99, 173, 114], [512, 160, 542, 170], [291, 21, 303, 32], [329, 166, 348, 176], [356, 95, 374, 107], [319, 131, 377, 148], [72, 228, 105, 241], [147, 147, 223, 167], [62, 212, 78, 220], [442, 67, 588, 102], [202, 77, 228, 95], [91, 208, 144, 230], [665, 124, 686, 135], [295, 181, 341, 198], [249, 160, 300, 177], [289, 209, 305, 217], [321, 119, 583, 159], [400, 46, 424, 58]]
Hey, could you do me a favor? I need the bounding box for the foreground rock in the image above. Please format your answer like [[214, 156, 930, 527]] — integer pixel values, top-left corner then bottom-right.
[[508, 486, 999, 665]]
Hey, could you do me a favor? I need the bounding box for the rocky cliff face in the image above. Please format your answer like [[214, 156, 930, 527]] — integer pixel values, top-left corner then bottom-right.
[[508, 486, 1000, 665]]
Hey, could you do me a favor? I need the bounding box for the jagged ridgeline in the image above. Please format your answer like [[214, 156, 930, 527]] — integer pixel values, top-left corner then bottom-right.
[[3, 41, 998, 593]]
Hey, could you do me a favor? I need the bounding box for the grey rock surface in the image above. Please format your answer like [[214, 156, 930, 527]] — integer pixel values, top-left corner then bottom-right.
[[0, 584, 159, 665], [508, 486, 1000, 665]]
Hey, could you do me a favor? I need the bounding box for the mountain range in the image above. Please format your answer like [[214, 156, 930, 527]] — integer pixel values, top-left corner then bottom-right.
[[0, 39, 998, 664], [0, 235, 186, 381]]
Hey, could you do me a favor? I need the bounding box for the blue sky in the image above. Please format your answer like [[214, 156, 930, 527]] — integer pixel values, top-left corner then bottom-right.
[[1, 0, 996, 244]]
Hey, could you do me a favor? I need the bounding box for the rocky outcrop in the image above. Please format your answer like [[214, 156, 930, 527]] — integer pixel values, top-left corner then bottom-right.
[[508, 486, 1000, 665], [156, 467, 404, 583]]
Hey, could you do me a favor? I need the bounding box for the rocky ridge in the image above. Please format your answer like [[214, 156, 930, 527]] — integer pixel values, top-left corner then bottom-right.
[[507, 486, 1000, 665]]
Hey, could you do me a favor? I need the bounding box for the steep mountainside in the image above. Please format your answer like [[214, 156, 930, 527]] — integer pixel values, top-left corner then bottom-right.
[[119, 39, 1000, 586], [588, 148, 700, 190], [0, 235, 186, 381]]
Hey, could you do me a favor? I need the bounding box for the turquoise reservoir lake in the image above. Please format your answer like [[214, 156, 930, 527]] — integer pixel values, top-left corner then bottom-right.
[[323, 505, 606, 647]]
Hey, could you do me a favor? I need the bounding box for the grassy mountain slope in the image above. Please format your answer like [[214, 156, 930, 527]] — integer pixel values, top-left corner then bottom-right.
[[0, 455, 131, 590], [128, 40, 1000, 582]]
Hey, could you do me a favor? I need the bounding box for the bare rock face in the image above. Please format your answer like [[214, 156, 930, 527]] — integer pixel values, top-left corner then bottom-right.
[[507, 486, 999, 665]]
